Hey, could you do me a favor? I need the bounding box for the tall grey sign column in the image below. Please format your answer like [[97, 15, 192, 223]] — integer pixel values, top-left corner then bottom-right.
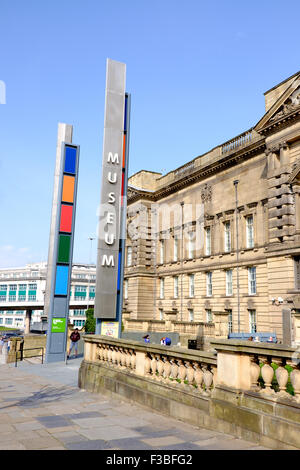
[[94, 59, 127, 334]]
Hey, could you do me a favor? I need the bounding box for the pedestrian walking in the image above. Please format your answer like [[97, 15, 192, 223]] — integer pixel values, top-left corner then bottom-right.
[[0, 336, 4, 354], [67, 328, 80, 359]]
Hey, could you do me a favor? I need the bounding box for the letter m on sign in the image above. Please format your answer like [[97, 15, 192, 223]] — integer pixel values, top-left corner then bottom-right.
[[107, 152, 119, 164], [101, 254, 115, 267]]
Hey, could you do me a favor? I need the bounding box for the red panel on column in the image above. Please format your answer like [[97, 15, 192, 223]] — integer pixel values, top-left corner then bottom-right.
[[60, 204, 73, 233]]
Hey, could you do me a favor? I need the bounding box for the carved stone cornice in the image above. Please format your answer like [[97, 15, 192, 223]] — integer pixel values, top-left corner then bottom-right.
[[127, 139, 265, 205]]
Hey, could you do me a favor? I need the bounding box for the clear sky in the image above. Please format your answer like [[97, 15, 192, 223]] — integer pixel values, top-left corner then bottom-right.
[[1, 0, 300, 267]]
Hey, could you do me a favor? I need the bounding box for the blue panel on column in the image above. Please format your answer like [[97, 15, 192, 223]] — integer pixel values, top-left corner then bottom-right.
[[117, 251, 122, 291], [64, 146, 77, 174], [55, 265, 69, 295]]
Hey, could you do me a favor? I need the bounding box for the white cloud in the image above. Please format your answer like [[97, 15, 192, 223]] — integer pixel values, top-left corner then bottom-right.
[[0, 245, 40, 268]]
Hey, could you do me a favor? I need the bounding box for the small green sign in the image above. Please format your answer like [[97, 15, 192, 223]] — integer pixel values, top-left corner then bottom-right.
[[51, 318, 66, 333]]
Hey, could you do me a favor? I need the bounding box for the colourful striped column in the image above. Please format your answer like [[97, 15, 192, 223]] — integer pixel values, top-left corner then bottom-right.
[[45, 137, 80, 363]]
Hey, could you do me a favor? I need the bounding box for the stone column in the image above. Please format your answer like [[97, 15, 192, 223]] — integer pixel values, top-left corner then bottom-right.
[[279, 142, 289, 166], [291, 310, 300, 347], [282, 308, 292, 347], [25, 309, 32, 335], [214, 311, 229, 338]]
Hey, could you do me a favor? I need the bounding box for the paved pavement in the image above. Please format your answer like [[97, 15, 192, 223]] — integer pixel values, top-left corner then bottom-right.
[[0, 356, 270, 450]]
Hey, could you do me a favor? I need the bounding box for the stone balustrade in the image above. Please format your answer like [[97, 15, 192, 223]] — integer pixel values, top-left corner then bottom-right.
[[83, 335, 300, 402], [83, 335, 217, 395], [210, 339, 300, 402], [221, 129, 253, 154], [80, 335, 300, 449]]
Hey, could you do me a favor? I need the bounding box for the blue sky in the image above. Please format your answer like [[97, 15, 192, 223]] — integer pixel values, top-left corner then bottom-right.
[[0, 0, 300, 267]]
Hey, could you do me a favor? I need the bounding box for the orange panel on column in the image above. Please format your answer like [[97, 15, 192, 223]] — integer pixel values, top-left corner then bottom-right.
[[62, 175, 75, 203]]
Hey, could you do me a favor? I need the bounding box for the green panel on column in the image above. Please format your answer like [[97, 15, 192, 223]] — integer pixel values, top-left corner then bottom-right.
[[58, 235, 71, 263]]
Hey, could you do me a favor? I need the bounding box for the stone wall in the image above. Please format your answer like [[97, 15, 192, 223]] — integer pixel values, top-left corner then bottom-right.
[[79, 335, 300, 449]]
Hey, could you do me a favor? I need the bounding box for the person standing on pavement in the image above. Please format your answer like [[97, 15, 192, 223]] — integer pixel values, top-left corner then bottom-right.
[[67, 328, 80, 359]]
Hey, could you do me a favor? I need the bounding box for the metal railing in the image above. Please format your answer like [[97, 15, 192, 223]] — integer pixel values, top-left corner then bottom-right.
[[15, 347, 44, 367]]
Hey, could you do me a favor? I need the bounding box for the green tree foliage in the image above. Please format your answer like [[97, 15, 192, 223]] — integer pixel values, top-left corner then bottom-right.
[[84, 308, 96, 333]]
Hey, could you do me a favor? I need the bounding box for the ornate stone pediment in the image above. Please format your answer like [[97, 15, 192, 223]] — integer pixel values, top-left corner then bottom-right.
[[255, 75, 300, 133], [270, 87, 300, 122]]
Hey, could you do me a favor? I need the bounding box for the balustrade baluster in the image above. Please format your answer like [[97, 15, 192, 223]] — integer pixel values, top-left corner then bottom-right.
[[120, 348, 126, 368], [193, 362, 203, 391], [125, 349, 131, 368], [150, 353, 157, 376], [116, 347, 121, 367], [185, 361, 195, 388], [250, 356, 261, 391], [144, 354, 151, 376], [130, 350, 136, 370], [178, 359, 186, 386], [274, 358, 289, 397], [202, 364, 213, 395], [103, 345, 108, 362], [170, 358, 178, 382], [156, 354, 164, 380], [97, 344, 103, 361], [259, 356, 275, 394], [111, 347, 117, 365], [291, 367, 300, 402], [287, 361, 300, 402], [107, 346, 113, 364], [163, 356, 171, 381], [211, 365, 217, 389]]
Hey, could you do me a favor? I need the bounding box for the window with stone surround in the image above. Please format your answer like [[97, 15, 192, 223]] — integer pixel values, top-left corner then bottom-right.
[[159, 278, 164, 299], [188, 308, 194, 322], [294, 257, 300, 290], [127, 246, 132, 267], [226, 270, 233, 296], [246, 215, 254, 248], [224, 221, 231, 252], [205, 227, 211, 256], [206, 272, 212, 297], [249, 309, 257, 333], [174, 276, 179, 298], [206, 309, 213, 323], [248, 267, 256, 295], [124, 279, 128, 299], [160, 239, 165, 264], [188, 232, 195, 259], [189, 274, 195, 297], [173, 236, 179, 262]]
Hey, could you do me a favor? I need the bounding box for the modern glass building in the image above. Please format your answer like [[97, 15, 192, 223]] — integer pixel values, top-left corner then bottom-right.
[[0, 262, 96, 330]]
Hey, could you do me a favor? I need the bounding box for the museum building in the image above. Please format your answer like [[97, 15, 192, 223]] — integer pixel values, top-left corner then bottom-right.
[[123, 71, 300, 344]]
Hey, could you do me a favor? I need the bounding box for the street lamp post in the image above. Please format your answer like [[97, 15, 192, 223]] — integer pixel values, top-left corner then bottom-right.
[[233, 180, 240, 333]]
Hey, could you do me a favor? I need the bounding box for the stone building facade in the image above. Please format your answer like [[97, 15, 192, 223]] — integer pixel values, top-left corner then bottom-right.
[[123, 71, 300, 344]]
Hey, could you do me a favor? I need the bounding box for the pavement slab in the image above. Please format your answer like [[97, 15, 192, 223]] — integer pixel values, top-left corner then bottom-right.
[[0, 359, 271, 451]]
